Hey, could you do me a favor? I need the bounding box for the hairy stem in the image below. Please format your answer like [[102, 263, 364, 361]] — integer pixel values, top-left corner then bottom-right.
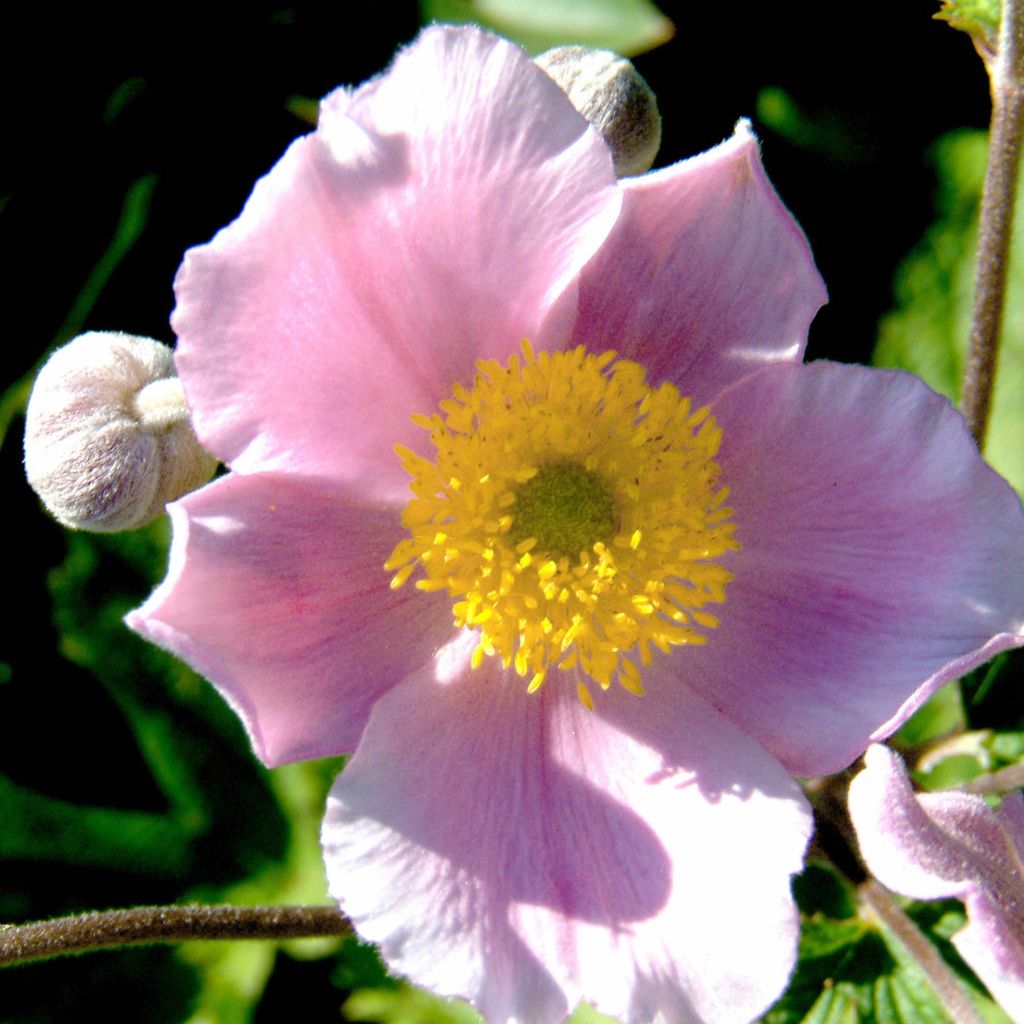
[[0, 904, 352, 968], [859, 880, 985, 1024], [961, 0, 1024, 447], [960, 760, 1024, 794]]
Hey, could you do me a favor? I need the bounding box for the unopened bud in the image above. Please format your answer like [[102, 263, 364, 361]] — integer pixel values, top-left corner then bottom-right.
[[24, 331, 217, 532], [535, 46, 661, 177]]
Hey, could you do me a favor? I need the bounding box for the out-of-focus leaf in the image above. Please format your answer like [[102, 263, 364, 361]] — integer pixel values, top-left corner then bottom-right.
[[893, 683, 965, 748], [180, 940, 278, 1024], [567, 1004, 619, 1024], [873, 129, 1024, 498], [914, 752, 986, 790], [985, 729, 1024, 765], [345, 985, 482, 1024], [755, 87, 874, 164], [419, 0, 673, 55], [179, 760, 344, 1022], [0, 770, 191, 874], [286, 95, 320, 124]]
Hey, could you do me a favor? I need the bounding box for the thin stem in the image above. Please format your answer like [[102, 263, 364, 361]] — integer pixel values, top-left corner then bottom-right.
[[960, 760, 1024, 794], [961, 0, 1024, 448], [859, 880, 985, 1024], [0, 904, 352, 968]]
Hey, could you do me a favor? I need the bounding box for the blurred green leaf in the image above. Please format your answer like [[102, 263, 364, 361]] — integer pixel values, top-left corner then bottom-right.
[[419, 0, 673, 55], [0, 770, 192, 874], [755, 87, 874, 164], [873, 129, 1024, 498], [983, 728, 1024, 765], [345, 985, 483, 1024], [893, 683, 965, 748], [914, 752, 986, 790], [177, 760, 345, 1021]]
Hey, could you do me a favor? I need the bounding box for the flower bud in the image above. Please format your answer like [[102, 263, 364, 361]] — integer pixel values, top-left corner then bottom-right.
[[535, 46, 661, 177], [24, 331, 217, 532]]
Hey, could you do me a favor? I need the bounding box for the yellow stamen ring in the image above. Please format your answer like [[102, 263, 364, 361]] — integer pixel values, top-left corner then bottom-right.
[[386, 341, 739, 700]]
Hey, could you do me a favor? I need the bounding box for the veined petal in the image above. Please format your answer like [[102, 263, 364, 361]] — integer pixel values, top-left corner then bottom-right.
[[126, 472, 453, 766], [849, 745, 1024, 1022], [684, 362, 1024, 777], [172, 26, 620, 497], [567, 121, 826, 405], [322, 635, 811, 1024]]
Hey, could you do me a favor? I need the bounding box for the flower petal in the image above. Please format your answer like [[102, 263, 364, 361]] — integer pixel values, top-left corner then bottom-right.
[[567, 121, 826, 404], [172, 26, 620, 498], [849, 745, 1024, 1022], [322, 634, 811, 1024], [682, 362, 1024, 776], [126, 472, 453, 766]]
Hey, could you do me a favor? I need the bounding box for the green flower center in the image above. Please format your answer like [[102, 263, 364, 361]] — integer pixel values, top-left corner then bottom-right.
[[509, 462, 616, 558]]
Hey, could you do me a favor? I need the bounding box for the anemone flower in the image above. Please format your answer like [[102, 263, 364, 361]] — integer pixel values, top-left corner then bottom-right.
[[849, 745, 1024, 1023], [128, 25, 1024, 1024]]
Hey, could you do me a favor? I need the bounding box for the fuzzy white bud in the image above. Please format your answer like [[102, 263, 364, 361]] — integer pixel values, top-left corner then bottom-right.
[[24, 331, 217, 532], [535, 46, 662, 177]]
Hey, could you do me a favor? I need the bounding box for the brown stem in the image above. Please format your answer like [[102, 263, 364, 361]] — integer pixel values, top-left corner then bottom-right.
[[859, 880, 985, 1024], [0, 904, 352, 968], [961, 0, 1024, 448]]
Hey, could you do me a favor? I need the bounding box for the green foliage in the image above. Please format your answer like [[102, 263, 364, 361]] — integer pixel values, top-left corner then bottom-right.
[[873, 129, 1024, 499], [344, 989, 619, 1024], [893, 683, 965, 749], [755, 87, 874, 164], [418, 0, 673, 55], [763, 864, 989, 1024]]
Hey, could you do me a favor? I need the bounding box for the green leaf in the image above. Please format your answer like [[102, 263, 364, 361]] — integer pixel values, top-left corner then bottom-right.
[[873, 129, 1024, 499], [345, 985, 483, 1024], [754, 87, 874, 164], [913, 752, 985, 790], [0, 770, 192, 875], [763, 863, 958, 1024], [893, 683, 965, 748], [419, 0, 674, 56]]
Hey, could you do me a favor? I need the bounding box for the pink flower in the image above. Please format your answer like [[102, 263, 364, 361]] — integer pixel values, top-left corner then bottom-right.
[[849, 745, 1024, 1022], [128, 25, 1024, 1024]]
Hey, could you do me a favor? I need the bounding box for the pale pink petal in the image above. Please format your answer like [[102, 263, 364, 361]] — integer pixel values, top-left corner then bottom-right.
[[322, 634, 811, 1024], [125, 472, 453, 766], [172, 26, 620, 499], [849, 745, 1024, 1022], [675, 362, 1024, 777], [566, 121, 826, 405]]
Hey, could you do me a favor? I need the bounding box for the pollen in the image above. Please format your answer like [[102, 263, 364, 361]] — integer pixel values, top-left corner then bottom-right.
[[385, 341, 740, 702]]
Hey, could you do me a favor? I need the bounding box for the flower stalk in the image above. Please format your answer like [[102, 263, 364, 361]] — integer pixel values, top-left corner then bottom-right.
[[961, 0, 1024, 447], [858, 880, 986, 1024], [0, 905, 351, 967]]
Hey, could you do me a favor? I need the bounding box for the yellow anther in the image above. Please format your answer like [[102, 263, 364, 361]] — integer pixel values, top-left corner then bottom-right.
[[385, 340, 738, 704]]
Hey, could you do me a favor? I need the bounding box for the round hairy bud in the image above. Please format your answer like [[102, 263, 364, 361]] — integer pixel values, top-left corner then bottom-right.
[[24, 331, 218, 532], [535, 45, 662, 177]]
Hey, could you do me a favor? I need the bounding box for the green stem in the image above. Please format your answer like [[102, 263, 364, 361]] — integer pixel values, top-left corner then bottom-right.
[[0, 904, 351, 967], [961, 0, 1024, 447]]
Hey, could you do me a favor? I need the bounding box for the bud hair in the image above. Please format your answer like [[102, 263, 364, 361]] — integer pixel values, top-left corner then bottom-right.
[[535, 45, 662, 177], [24, 331, 217, 532]]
